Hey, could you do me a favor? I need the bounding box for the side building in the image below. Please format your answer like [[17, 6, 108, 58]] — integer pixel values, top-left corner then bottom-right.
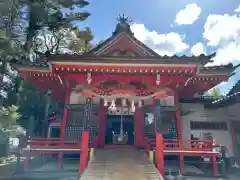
[[180, 80, 240, 157]]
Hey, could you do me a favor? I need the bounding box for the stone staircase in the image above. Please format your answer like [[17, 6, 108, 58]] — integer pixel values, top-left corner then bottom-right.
[[80, 149, 163, 180]]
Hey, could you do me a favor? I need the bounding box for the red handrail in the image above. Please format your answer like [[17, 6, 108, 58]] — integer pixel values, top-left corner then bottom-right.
[[29, 138, 81, 149], [147, 138, 215, 151]]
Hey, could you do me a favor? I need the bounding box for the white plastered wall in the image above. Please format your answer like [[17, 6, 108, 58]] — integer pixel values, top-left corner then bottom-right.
[[180, 103, 235, 156]]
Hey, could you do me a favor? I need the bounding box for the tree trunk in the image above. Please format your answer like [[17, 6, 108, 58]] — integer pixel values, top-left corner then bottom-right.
[[42, 90, 51, 137]]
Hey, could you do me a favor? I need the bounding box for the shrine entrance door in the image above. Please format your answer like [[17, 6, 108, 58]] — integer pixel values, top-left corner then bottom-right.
[[105, 115, 134, 146]]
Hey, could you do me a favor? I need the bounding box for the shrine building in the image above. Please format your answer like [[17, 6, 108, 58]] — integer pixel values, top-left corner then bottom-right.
[[12, 16, 237, 178]]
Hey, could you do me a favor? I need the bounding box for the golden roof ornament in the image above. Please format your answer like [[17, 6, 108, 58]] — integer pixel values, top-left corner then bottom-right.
[[114, 14, 133, 35]]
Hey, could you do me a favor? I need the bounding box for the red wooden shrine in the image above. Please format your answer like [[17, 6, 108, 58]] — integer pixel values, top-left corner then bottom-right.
[[13, 17, 235, 177]]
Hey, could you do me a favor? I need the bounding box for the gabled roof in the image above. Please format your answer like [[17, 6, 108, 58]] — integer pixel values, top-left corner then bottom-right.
[[86, 23, 160, 57]]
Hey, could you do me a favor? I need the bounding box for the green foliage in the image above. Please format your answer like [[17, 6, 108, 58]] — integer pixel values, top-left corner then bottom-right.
[[0, 0, 92, 135], [204, 87, 222, 98], [0, 105, 21, 129], [67, 26, 94, 53], [22, 0, 90, 51]]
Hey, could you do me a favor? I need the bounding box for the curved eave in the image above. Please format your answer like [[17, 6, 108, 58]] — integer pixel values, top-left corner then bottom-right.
[[11, 63, 51, 72], [45, 54, 214, 65], [199, 64, 234, 76], [206, 92, 240, 109], [51, 61, 198, 76]]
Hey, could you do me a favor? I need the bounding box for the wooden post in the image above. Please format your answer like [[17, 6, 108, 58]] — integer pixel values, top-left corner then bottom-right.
[[174, 92, 182, 149], [212, 156, 218, 177], [98, 99, 106, 148], [156, 132, 164, 177], [79, 98, 92, 174], [79, 131, 90, 174], [43, 89, 52, 137], [58, 88, 70, 169], [24, 116, 35, 169], [180, 155, 184, 173], [154, 99, 165, 177]]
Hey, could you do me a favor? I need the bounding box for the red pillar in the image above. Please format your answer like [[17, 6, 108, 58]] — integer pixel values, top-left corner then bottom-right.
[[24, 152, 30, 169], [156, 132, 164, 177], [154, 99, 165, 177], [79, 98, 92, 174], [79, 131, 90, 174], [98, 100, 106, 148], [212, 156, 218, 177], [134, 108, 145, 148], [180, 155, 184, 173], [58, 88, 71, 169]]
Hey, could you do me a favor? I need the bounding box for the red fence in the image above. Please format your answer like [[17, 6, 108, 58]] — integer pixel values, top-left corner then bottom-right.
[[145, 138, 215, 152], [164, 139, 214, 151], [29, 138, 81, 149]]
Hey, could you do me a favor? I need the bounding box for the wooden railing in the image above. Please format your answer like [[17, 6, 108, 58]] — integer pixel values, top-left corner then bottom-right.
[[29, 138, 81, 149], [164, 139, 214, 151], [146, 138, 215, 151]]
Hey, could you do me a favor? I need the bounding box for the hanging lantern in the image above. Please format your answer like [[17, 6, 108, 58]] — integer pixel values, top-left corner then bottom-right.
[[87, 72, 92, 84]]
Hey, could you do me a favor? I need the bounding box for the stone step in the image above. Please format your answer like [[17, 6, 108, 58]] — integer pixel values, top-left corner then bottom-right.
[[80, 149, 162, 180]]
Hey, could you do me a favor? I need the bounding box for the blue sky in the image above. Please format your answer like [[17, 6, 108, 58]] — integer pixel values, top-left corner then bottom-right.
[[77, 0, 240, 94]]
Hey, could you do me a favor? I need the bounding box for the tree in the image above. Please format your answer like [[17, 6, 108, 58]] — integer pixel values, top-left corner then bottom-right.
[[22, 0, 90, 53], [205, 87, 222, 98], [0, 105, 20, 130], [34, 26, 94, 54], [0, 0, 23, 103], [67, 26, 94, 53]]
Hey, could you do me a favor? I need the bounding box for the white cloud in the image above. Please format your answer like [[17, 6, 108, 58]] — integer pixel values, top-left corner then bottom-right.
[[131, 24, 189, 56], [191, 42, 206, 56], [175, 3, 201, 25], [234, 4, 240, 12], [203, 14, 240, 65]]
